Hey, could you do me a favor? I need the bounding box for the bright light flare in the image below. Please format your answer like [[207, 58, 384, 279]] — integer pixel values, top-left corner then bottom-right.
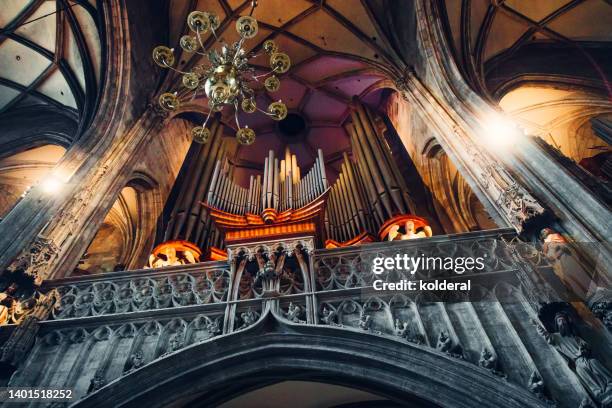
[[482, 115, 524, 152], [40, 175, 64, 194]]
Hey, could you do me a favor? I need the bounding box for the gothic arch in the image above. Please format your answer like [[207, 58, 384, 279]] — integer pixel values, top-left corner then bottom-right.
[[76, 312, 546, 408]]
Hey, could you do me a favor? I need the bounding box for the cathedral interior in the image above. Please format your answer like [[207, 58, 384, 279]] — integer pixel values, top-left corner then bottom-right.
[[0, 1, 610, 407]]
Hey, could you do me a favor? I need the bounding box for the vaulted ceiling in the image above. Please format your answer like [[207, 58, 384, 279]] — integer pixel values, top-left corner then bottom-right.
[[440, 0, 612, 99], [0, 0, 102, 121], [165, 0, 400, 181]]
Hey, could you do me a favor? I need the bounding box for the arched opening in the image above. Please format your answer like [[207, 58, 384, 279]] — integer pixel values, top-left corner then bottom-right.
[[498, 85, 611, 204], [218, 381, 396, 408], [0, 144, 66, 220], [73, 175, 161, 276]]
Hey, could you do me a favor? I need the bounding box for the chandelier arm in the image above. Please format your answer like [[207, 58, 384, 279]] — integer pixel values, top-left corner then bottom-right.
[[162, 62, 190, 75], [234, 101, 241, 129], [202, 107, 213, 128], [249, 0, 257, 17], [195, 29, 207, 53]]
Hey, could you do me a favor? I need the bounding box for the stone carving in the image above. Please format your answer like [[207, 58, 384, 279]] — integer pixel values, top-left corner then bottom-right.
[[50, 269, 230, 319], [238, 308, 258, 330], [285, 302, 304, 323], [394, 319, 409, 339], [320, 306, 339, 327], [588, 288, 612, 332], [358, 310, 372, 331], [436, 331, 463, 359], [6, 236, 59, 284], [536, 311, 612, 406], [126, 350, 144, 373], [87, 368, 106, 394]]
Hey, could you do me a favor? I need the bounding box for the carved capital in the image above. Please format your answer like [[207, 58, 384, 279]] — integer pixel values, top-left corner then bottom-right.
[[6, 236, 59, 284]]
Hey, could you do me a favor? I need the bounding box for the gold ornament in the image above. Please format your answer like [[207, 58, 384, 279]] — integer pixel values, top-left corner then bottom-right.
[[152, 46, 174, 67], [182, 72, 199, 89], [208, 100, 223, 112], [270, 52, 290, 73], [159, 92, 180, 111], [267, 101, 287, 121], [192, 126, 211, 143], [241, 98, 256, 113], [188, 11, 210, 33], [180, 35, 199, 52], [236, 127, 256, 145], [262, 40, 278, 55], [236, 16, 258, 39], [264, 75, 280, 92]]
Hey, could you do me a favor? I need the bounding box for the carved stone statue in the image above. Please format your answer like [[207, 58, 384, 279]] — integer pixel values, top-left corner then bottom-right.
[[87, 369, 106, 393], [436, 331, 452, 353], [286, 302, 303, 323], [239, 308, 258, 329], [528, 371, 546, 400], [0, 283, 18, 326], [358, 310, 371, 331], [479, 348, 496, 370], [320, 306, 338, 326], [539, 228, 593, 300], [127, 350, 144, 372], [394, 319, 409, 339], [537, 312, 612, 406], [206, 319, 221, 336]]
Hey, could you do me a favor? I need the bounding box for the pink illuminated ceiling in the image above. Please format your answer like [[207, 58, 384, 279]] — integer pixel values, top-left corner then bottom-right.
[[166, 0, 399, 183]]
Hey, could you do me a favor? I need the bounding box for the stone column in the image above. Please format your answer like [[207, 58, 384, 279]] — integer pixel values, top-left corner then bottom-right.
[[412, 0, 610, 298]]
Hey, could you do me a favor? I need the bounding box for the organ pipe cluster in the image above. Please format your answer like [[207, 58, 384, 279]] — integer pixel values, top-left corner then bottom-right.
[[326, 100, 415, 242], [207, 148, 328, 216], [163, 120, 226, 250]]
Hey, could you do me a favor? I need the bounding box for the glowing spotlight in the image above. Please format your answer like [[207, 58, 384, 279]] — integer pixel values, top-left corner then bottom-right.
[[40, 175, 64, 194], [483, 115, 524, 151]]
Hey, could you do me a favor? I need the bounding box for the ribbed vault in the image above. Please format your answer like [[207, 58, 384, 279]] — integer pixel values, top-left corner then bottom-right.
[[439, 0, 612, 99], [0, 0, 102, 127]]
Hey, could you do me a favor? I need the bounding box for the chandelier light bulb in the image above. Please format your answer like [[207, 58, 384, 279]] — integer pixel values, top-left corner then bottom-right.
[[192, 126, 211, 143], [268, 101, 287, 121], [187, 11, 210, 33], [152, 46, 175, 67], [236, 16, 258, 39], [263, 40, 278, 55], [270, 52, 291, 73], [236, 127, 256, 145], [180, 35, 199, 53], [159, 92, 180, 111], [182, 72, 200, 89], [241, 97, 257, 113], [264, 75, 280, 92]]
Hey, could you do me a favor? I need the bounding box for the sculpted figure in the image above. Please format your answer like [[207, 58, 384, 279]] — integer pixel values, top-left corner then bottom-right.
[[320, 306, 338, 326], [0, 284, 18, 326], [540, 228, 593, 300], [479, 348, 497, 370], [394, 319, 409, 339], [436, 331, 452, 353], [286, 302, 303, 323], [359, 310, 372, 331], [387, 220, 433, 241], [537, 312, 612, 406], [528, 371, 546, 399], [239, 308, 257, 329]]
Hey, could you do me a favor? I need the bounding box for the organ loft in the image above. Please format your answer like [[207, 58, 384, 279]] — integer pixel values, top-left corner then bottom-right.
[[0, 1, 610, 407]]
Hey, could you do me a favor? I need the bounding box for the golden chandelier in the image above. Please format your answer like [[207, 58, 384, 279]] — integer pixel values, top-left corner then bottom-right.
[[152, 1, 290, 146]]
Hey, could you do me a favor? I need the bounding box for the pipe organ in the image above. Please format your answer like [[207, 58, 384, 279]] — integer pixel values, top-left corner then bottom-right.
[[152, 100, 432, 264]]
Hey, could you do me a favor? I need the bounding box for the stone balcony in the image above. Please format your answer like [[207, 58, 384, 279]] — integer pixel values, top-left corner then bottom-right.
[[1, 228, 597, 407]]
